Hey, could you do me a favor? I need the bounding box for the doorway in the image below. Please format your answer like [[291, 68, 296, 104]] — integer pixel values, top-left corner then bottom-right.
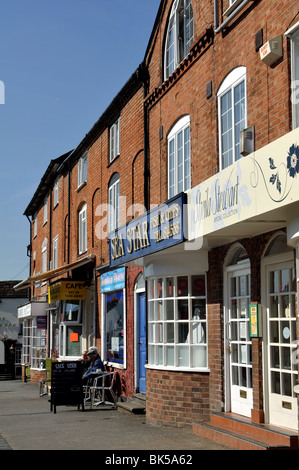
[[262, 236, 298, 430], [224, 246, 253, 417], [134, 274, 146, 394]]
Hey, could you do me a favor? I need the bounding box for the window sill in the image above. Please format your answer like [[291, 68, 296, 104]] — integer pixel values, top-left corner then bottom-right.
[[145, 364, 210, 374], [107, 153, 120, 168], [76, 181, 87, 192], [223, 0, 251, 17]]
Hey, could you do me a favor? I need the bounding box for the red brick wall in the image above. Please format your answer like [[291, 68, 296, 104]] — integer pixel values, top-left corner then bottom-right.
[[146, 369, 210, 427]]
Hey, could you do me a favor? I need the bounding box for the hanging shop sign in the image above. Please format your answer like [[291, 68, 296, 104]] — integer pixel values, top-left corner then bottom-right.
[[109, 192, 186, 268], [187, 127, 299, 241], [48, 280, 86, 303], [101, 267, 126, 293]]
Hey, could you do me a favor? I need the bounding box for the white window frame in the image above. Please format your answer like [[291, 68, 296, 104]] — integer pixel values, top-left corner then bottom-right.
[[53, 235, 58, 269], [43, 197, 48, 225], [147, 274, 208, 372], [217, 66, 247, 170], [108, 174, 120, 233], [59, 300, 83, 359], [53, 177, 59, 207], [78, 204, 87, 254], [164, 0, 194, 80], [77, 153, 88, 188], [42, 238, 48, 273], [168, 115, 191, 198], [110, 117, 120, 162], [285, 22, 299, 129], [33, 213, 37, 238]]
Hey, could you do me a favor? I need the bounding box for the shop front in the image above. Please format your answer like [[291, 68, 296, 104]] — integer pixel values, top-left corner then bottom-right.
[[187, 127, 299, 430], [48, 279, 94, 361], [17, 301, 47, 383]]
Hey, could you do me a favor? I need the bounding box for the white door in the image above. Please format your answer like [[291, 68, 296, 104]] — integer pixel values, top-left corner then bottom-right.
[[225, 265, 253, 417], [266, 260, 298, 430]]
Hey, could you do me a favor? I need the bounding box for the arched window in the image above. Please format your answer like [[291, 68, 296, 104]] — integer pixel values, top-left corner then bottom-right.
[[108, 173, 120, 232], [78, 203, 87, 254], [168, 115, 191, 198], [217, 67, 247, 170], [164, 0, 194, 80]]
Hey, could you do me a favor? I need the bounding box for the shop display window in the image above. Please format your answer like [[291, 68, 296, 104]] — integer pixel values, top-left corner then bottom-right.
[[148, 274, 208, 371]]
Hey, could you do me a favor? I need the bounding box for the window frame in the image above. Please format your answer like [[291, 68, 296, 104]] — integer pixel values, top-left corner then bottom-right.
[[109, 117, 120, 163], [286, 23, 299, 129], [164, 0, 194, 80], [147, 274, 208, 372], [78, 204, 87, 254], [77, 153, 88, 188], [217, 67, 247, 171], [53, 235, 58, 269], [43, 196, 48, 225], [53, 177, 59, 207], [108, 174, 120, 233], [168, 115, 191, 199]]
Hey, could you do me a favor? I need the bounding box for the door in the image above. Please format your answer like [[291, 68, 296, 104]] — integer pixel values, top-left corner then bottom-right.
[[225, 266, 253, 417], [138, 292, 146, 394], [266, 261, 298, 430]]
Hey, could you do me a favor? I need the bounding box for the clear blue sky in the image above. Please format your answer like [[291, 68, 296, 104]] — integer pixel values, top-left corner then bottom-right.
[[0, 0, 161, 281]]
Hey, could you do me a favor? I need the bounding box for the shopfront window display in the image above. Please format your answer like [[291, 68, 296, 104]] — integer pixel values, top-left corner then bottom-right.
[[148, 274, 207, 370], [59, 300, 83, 358]]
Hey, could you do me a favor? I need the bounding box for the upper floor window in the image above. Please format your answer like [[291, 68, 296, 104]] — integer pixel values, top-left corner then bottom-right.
[[164, 0, 194, 80], [53, 177, 59, 207], [42, 238, 48, 273], [110, 117, 120, 163], [286, 24, 299, 129], [78, 204, 87, 254], [217, 67, 247, 170], [53, 235, 58, 269], [43, 197, 48, 225], [33, 213, 37, 238], [78, 153, 88, 188], [108, 173, 120, 232], [168, 116, 191, 198]]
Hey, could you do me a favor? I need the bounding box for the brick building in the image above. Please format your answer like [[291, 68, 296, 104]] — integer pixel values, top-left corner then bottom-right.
[[15, 0, 299, 446]]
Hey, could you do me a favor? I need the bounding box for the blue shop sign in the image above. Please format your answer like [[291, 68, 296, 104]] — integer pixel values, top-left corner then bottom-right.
[[109, 193, 186, 268], [101, 267, 126, 293]]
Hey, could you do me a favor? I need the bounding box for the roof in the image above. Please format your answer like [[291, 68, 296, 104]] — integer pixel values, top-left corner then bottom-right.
[[58, 65, 146, 172], [0, 281, 28, 299], [24, 150, 73, 217]]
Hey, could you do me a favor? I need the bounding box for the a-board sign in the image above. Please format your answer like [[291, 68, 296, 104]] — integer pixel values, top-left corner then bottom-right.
[[50, 361, 84, 413]]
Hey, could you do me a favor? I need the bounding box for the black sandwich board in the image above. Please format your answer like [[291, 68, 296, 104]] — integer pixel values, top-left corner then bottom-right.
[[50, 361, 84, 413]]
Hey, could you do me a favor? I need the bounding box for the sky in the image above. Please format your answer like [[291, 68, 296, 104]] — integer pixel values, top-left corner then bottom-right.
[[0, 0, 161, 281]]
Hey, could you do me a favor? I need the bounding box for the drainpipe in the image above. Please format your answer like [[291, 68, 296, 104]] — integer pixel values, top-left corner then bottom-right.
[[215, 0, 252, 34], [25, 214, 32, 301], [138, 62, 150, 211], [67, 166, 71, 265]]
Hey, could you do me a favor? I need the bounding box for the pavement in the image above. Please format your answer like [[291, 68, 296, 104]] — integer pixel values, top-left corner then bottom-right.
[[0, 379, 231, 456]]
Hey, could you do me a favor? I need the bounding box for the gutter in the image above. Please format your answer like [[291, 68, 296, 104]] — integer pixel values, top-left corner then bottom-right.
[[214, 0, 253, 33]]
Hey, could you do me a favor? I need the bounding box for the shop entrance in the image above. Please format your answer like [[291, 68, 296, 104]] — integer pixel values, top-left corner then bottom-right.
[[264, 257, 298, 430], [224, 248, 252, 417], [137, 292, 146, 393]]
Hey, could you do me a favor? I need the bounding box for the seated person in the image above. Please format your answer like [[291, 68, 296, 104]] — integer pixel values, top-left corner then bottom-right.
[[82, 346, 104, 383]]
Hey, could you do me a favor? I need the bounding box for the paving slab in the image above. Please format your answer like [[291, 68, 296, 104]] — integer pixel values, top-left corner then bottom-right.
[[0, 380, 230, 455]]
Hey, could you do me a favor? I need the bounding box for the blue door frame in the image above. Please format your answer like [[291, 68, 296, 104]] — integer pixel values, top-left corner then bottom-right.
[[138, 292, 146, 394]]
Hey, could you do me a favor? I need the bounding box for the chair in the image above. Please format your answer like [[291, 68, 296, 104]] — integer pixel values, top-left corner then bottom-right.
[[39, 369, 51, 397], [90, 371, 117, 409]]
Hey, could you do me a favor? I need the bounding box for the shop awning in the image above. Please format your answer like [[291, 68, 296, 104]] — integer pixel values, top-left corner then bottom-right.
[[14, 255, 95, 291]]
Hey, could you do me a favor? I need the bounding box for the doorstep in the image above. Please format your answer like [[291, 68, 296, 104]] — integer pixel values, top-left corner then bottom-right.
[[193, 412, 299, 450], [117, 393, 146, 414]]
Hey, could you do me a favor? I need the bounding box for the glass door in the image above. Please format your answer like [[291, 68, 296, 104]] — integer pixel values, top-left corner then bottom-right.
[[266, 261, 298, 430], [226, 266, 253, 417]]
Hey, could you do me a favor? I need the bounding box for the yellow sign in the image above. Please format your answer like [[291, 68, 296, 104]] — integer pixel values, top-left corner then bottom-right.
[[48, 281, 86, 303]]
